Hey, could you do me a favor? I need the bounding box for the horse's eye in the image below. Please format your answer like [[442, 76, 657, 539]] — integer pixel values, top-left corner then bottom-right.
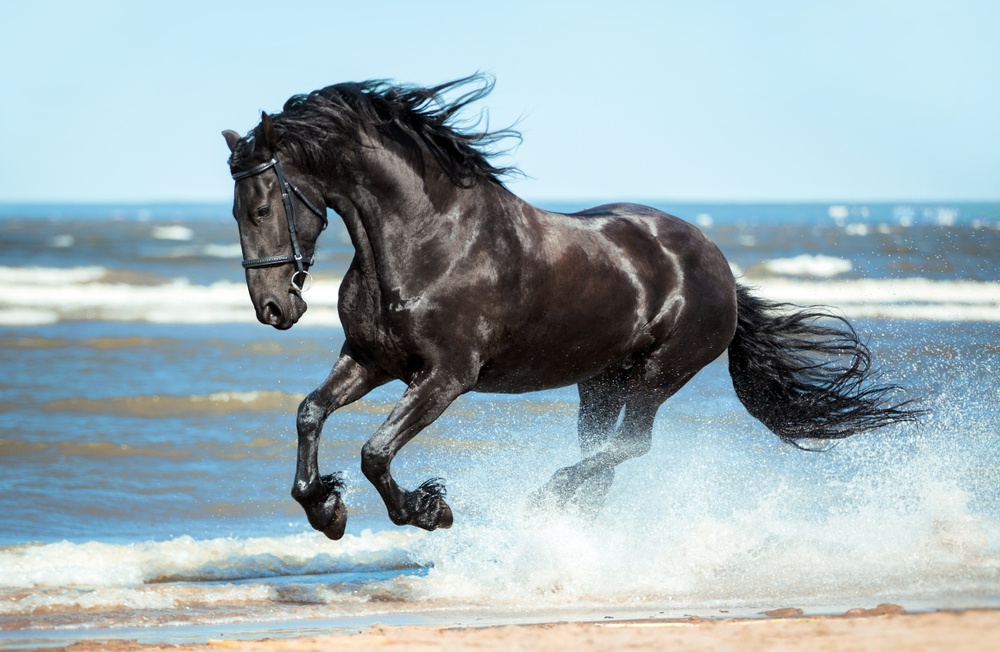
[[256, 205, 272, 218]]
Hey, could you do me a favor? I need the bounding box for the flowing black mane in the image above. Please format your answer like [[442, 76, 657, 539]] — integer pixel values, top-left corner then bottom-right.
[[230, 74, 520, 188]]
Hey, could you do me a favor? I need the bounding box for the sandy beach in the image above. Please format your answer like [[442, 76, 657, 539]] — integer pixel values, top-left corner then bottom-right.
[[48, 607, 1000, 652]]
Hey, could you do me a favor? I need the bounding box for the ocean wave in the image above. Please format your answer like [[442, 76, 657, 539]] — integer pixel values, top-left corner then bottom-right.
[[151, 225, 195, 241], [0, 266, 340, 326], [0, 266, 998, 326], [745, 277, 1000, 321], [0, 438, 195, 460], [0, 530, 423, 592], [150, 243, 245, 259], [0, 266, 107, 285], [0, 530, 425, 629], [756, 254, 853, 277]]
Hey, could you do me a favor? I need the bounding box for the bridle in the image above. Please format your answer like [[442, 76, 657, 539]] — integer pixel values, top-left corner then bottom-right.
[[232, 157, 328, 293]]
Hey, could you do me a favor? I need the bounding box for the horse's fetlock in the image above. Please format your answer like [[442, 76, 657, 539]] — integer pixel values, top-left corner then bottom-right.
[[387, 508, 410, 526], [291, 479, 318, 503]]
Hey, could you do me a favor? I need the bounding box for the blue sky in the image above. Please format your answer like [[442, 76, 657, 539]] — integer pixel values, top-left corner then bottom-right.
[[2, 1, 998, 203]]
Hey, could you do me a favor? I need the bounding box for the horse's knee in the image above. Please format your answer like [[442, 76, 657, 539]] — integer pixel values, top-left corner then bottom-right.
[[360, 439, 390, 481], [297, 393, 326, 431]]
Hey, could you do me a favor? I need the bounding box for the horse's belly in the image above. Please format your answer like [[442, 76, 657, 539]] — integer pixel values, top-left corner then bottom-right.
[[473, 319, 650, 393], [471, 250, 669, 392], [473, 364, 611, 393]]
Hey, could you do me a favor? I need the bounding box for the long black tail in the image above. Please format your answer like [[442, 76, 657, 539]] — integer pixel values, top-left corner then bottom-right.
[[727, 284, 922, 447]]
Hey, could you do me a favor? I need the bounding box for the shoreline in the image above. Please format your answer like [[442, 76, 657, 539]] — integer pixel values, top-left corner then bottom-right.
[[32, 607, 1000, 652]]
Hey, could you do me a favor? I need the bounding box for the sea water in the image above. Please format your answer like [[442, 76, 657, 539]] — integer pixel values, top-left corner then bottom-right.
[[0, 201, 998, 647]]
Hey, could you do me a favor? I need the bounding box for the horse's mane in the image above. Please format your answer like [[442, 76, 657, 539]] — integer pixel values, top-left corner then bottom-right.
[[232, 74, 520, 188]]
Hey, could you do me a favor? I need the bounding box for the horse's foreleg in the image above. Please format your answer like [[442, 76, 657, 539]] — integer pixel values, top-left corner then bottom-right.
[[361, 372, 465, 531], [293, 347, 389, 540]]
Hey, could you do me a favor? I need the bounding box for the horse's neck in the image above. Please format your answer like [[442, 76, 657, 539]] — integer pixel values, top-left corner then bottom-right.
[[333, 146, 516, 292]]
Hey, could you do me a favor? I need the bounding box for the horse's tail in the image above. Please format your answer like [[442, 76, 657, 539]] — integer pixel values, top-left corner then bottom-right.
[[726, 284, 921, 447]]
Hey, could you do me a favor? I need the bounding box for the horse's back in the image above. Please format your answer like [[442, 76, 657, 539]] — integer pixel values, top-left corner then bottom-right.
[[563, 203, 736, 308], [471, 201, 737, 392]]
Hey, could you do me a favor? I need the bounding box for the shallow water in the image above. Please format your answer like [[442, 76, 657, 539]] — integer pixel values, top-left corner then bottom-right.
[[0, 202, 998, 647]]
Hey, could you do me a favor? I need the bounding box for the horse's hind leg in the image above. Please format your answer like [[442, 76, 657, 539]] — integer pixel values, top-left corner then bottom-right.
[[571, 373, 628, 516], [532, 357, 703, 517], [532, 391, 660, 514]]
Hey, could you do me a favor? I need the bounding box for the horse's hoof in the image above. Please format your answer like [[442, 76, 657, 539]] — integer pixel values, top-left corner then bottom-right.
[[406, 478, 453, 531], [302, 474, 348, 540], [410, 497, 453, 531], [436, 499, 454, 529], [320, 507, 348, 540]]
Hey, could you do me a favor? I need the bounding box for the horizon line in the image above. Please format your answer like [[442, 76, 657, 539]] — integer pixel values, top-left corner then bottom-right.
[[1, 197, 999, 207]]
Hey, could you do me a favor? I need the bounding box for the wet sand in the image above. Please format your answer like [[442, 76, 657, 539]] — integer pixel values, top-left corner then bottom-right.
[[52, 607, 1000, 652]]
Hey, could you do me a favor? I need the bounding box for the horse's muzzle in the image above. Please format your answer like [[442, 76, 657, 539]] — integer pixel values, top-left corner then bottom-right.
[[256, 290, 306, 330]]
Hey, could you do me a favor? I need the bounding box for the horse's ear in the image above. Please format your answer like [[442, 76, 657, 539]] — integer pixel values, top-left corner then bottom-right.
[[222, 130, 241, 152], [260, 112, 279, 149]]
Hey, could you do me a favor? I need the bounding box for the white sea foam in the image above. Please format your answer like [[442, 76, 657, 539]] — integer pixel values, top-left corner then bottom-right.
[[0, 266, 341, 326], [416, 479, 998, 611], [1, 394, 997, 630], [0, 266, 107, 285], [0, 530, 421, 592], [0, 530, 424, 628], [202, 243, 244, 258], [151, 225, 195, 241], [746, 277, 1000, 321], [0, 266, 997, 326], [760, 254, 852, 277], [828, 205, 850, 221], [153, 243, 244, 259], [0, 308, 60, 326], [409, 402, 1000, 614]]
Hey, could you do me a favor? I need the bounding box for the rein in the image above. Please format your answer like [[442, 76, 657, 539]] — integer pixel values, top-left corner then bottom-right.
[[232, 157, 328, 292]]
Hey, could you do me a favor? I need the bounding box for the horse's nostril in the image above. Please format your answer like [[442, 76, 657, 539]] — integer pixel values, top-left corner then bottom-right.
[[261, 300, 284, 326]]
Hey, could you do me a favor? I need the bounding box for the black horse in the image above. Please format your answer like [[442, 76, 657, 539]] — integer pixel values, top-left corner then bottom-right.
[[223, 76, 918, 539]]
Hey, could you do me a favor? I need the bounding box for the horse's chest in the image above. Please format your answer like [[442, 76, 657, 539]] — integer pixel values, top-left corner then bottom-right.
[[337, 271, 414, 373]]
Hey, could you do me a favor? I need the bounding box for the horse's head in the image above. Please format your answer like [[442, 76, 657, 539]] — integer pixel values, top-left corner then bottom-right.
[[223, 115, 328, 330]]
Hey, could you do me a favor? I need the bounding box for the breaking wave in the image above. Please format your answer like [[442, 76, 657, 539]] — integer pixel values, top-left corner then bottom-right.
[[748, 277, 1000, 321], [759, 254, 853, 277], [2, 265, 997, 326], [0, 530, 422, 591], [0, 266, 340, 326]]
